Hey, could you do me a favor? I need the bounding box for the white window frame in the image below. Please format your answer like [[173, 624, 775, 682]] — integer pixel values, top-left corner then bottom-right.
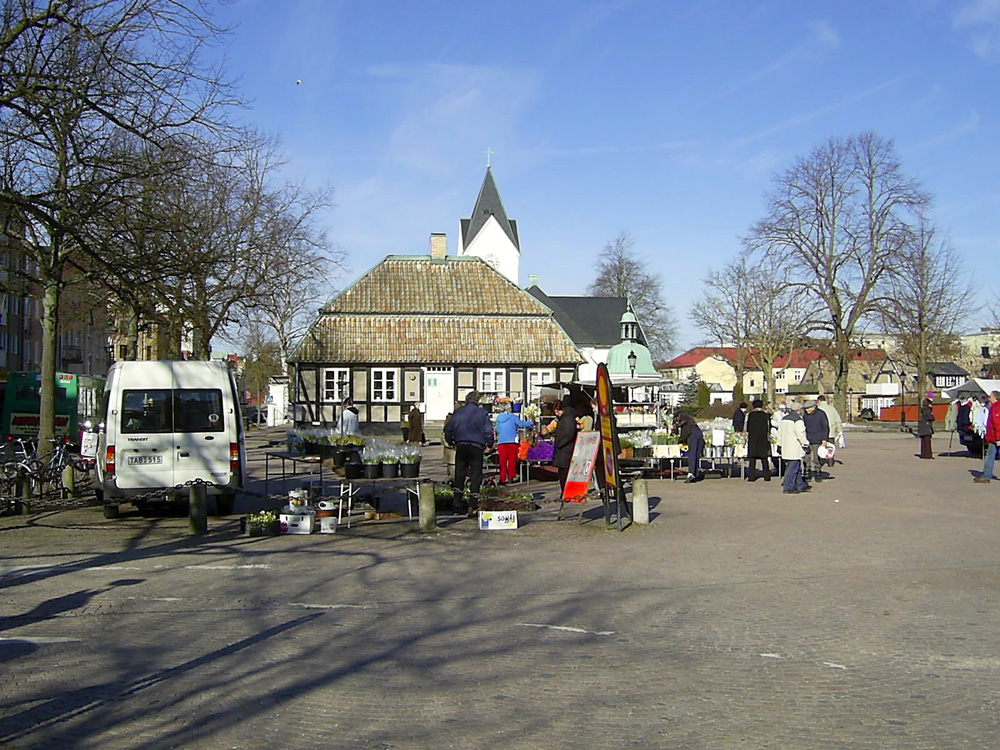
[[479, 368, 505, 396], [527, 368, 554, 402], [323, 368, 350, 402], [371, 368, 398, 402]]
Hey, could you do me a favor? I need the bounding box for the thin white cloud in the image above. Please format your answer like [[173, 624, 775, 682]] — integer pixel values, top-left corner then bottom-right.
[[954, 0, 1000, 59], [728, 74, 911, 148], [367, 62, 541, 176], [910, 110, 981, 151], [738, 20, 840, 86]]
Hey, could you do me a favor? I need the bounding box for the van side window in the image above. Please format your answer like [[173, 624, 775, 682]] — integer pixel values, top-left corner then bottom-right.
[[174, 389, 225, 433], [121, 389, 172, 433]]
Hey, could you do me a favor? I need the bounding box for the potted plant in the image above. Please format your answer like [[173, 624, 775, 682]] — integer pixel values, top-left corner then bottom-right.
[[434, 485, 455, 512], [399, 446, 422, 478], [380, 449, 400, 478], [361, 445, 382, 479], [618, 436, 636, 459], [244, 510, 280, 537]]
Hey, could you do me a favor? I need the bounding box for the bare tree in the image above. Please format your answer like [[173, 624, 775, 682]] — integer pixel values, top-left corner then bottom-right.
[[0, 0, 235, 445], [235, 187, 342, 369], [692, 250, 815, 402], [747, 133, 931, 416], [586, 232, 678, 360], [878, 217, 977, 399]]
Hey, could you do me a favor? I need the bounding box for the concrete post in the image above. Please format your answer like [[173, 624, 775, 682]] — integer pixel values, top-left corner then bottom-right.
[[17, 473, 30, 515], [62, 464, 75, 498], [418, 481, 436, 532], [633, 479, 650, 524], [189, 484, 208, 535]]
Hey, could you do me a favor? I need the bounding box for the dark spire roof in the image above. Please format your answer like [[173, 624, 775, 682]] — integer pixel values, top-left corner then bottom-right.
[[462, 166, 519, 252]]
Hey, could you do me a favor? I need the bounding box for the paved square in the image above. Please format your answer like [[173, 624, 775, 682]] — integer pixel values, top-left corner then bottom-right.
[[1, 430, 998, 749]]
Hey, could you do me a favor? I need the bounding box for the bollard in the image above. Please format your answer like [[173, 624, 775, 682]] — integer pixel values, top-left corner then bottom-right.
[[62, 464, 75, 498], [189, 484, 208, 535], [633, 479, 650, 524], [18, 473, 30, 515], [418, 481, 437, 532]]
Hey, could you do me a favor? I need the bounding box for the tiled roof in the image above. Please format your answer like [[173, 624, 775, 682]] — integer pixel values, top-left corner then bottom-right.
[[321, 256, 546, 315], [525, 287, 640, 347], [928, 361, 969, 376], [295, 255, 582, 365], [292, 315, 583, 364]]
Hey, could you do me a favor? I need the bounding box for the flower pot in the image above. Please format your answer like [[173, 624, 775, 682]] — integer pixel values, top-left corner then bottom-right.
[[344, 461, 363, 480], [330, 447, 348, 467], [303, 440, 321, 456], [363, 463, 381, 479], [246, 520, 280, 537], [400, 461, 420, 478], [618, 447, 634, 459], [381, 461, 399, 478]]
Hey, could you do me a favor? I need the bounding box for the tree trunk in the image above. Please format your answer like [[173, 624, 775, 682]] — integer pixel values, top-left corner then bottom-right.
[[39, 277, 61, 449]]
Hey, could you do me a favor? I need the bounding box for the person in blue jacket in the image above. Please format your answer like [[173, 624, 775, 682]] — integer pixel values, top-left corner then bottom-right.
[[495, 402, 533, 484], [443, 391, 495, 514]]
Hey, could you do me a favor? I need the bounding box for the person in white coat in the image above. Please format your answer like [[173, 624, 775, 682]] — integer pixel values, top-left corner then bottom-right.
[[817, 395, 843, 451], [778, 400, 810, 494]]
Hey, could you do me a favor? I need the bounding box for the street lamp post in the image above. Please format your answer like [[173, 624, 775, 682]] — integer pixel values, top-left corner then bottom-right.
[[627, 349, 637, 379]]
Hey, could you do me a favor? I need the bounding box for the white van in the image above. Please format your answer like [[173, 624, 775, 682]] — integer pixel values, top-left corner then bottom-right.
[[96, 360, 246, 518]]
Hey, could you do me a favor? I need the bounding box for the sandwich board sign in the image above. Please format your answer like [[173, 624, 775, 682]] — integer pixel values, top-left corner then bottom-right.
[[562, 431, 601, 501]]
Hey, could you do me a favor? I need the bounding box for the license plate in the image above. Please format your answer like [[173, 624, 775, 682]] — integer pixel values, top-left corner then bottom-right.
[[128, 455, 163, 465]]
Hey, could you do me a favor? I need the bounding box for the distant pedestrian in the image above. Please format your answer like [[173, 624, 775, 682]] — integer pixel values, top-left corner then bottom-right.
[[817, 395, 843, 449], [552, 397, 579, 493], [444, 391, 495, 513], [678, 413, 704, 483], [917, 398, 935, 459], [732, 402, 748, 432], [745, 399, 771, 481], [407, 403, 425, 445], [335, 397, 361, 437], [802, 399, 830, 482], [974, 391, 1000, 483], [495, 402, 533, 484], [778, 401, 810, 494]]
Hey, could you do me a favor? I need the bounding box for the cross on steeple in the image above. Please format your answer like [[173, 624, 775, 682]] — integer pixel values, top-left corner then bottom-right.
[[484, 147, 495, 168]]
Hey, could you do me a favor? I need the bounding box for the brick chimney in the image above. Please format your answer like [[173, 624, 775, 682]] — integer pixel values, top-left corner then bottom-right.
[[429, 233, 447, 259]]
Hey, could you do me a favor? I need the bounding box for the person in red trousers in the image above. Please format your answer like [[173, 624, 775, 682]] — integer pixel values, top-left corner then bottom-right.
[[495, 402, 534, 484]]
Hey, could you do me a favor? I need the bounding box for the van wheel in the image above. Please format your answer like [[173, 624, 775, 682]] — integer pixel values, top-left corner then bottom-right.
[[216, 492, 235, 516], [103, 504, 120, 519], [95, 487, 104, 504]]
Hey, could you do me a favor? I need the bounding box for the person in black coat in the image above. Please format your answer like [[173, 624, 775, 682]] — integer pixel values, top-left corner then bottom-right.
[[732, 402, 748, 432], [678, 413, 704, 483], [802, 399, 830, 481], [745, 399, 771, 481], [552, 397, 579, 492]]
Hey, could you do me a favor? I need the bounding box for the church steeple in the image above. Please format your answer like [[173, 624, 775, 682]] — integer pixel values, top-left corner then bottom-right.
[[459, 165, 520, 283], [463, 166, 519, 251]]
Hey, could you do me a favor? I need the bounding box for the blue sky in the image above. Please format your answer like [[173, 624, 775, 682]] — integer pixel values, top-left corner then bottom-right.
[[215, 0, 1000, 355]]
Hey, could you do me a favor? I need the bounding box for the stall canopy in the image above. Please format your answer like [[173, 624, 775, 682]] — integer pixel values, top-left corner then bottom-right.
[[943, 378, 1000, 400]]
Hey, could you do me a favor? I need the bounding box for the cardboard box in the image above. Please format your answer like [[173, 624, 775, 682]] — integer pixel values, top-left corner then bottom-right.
[[479, 510, 518, 530], [280, 511, 315, 535]]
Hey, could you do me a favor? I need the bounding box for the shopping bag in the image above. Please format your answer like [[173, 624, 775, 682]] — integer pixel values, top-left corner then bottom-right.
[[836, 432, 846, 449]]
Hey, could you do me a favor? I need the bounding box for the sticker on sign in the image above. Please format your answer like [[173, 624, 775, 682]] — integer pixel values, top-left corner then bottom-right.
[[479, 510, 517, 530]]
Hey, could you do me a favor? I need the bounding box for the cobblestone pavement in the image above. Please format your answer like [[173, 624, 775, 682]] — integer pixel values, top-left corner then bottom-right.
[[1, 429, 998, 749]]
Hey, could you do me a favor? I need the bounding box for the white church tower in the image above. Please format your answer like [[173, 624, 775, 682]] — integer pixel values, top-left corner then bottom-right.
[[458, 165, 520, 284]]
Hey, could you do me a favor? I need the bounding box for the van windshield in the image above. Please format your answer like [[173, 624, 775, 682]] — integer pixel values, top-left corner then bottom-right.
[[120, 388, 225, 434]]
